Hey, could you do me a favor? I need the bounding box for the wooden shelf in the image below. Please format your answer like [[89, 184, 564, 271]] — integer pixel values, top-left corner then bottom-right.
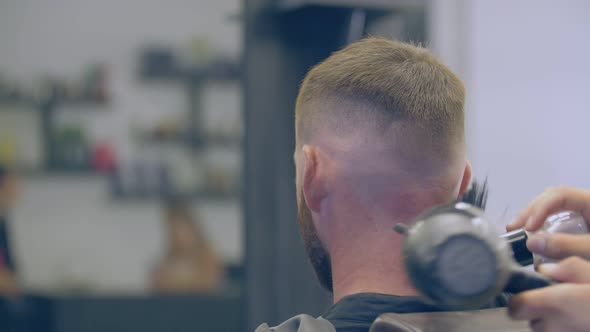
[[54, 98, 109, 108], [22, 167, 102, 178], [0, 97, 108, 111], [110, 191, 239, 203], [140, 133, 242, 149], [140, 60, 241, 83], [0, 97, 38, 109]]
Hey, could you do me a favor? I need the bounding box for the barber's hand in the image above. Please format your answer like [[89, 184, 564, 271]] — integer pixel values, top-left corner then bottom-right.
[[509, 257, 590, 332], [507, 186, 590, 232], [523, 231, 590, 261], [506, 187, 590, 261]]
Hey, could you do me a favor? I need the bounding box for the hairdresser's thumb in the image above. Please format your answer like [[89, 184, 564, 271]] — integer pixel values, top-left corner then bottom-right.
[[527, 232, 590, 261]]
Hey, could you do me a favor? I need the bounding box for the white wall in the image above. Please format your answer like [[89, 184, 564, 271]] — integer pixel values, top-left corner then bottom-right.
[[431, 0, 590, 224], [12, 175, 242, 293], [0, 0, 243, 292]]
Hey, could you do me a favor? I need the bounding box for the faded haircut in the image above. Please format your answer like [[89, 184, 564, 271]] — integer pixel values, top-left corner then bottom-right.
[[294, 38, 467, 292], [295, 37, 465, 156]]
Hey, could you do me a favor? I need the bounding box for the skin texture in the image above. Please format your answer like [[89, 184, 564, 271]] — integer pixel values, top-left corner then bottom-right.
[[292, 37, 469, 304], [508, 257, 590, 332], [506, 186, 590, 331], [294, 123, 471, 303], [507, 187, 590, 233]]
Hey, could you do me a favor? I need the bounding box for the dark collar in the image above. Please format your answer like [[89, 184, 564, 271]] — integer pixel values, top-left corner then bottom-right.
[[322, 293, 443, 331]]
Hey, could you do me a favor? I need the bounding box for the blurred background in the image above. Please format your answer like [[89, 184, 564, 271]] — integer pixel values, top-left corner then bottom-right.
[[0, 0, 588, 331]]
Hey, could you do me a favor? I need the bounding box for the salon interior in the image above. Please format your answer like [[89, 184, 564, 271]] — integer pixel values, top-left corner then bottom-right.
[[0, 0, 588, 331]]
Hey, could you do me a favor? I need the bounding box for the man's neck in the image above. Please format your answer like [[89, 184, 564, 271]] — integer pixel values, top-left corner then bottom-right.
[[329, 235, 419, 303]]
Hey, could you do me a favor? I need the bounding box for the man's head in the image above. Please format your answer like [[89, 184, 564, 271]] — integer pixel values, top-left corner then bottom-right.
[[294, 38, 472, 293]]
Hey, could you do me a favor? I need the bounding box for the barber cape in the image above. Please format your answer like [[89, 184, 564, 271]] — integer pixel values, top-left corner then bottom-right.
[[256, 309, 531, 332], [256, 314, 336, 332], [255, 293, 530, 332], [370, 309, 531, 332]]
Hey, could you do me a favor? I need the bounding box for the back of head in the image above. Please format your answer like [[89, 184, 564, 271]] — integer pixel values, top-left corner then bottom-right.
[[297, 37, 464, 132], [294, 38, 469, 293], [296, 37, 466, 204]]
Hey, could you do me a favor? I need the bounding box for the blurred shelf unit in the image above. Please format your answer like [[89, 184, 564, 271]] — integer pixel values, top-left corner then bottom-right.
[[139, 131, 242, 150], [109, 190, 239, 203], [0, 95, 108, 110], [276, 0, 426, 11], [107, 163, 240, 202], [132, 47, 243, 203], [138, 48, 242, 147], [0, 63, 110, 110], [139, 48, 241, 83], [42, 94, 110, 173], [0, 96, 39, 109], [0, 66, 111, 174], [120, 128, 241, 202]]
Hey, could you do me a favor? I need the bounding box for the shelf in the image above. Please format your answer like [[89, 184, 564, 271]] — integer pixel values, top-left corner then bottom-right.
[[107, 164, 240, 203], [22, 168, 103, 178], [0, 96, 108, 111], [54, 97, 109, 108], [0, 97, 38, 109], [110, 191, 239, 203], [183, 62, 241, 82], [203, 136, 243, 148], [46, 164, 99, 173], [140, 60, 241, 83], [140, 133, 242, 149], [276, 0, 426, 12]]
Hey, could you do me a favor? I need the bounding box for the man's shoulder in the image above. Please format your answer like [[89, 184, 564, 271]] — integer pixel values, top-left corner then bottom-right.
[[255, 314, 336, 332]]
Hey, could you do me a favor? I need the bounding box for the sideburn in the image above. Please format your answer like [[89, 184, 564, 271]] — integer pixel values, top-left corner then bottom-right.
[[297, 188, 333, 292]]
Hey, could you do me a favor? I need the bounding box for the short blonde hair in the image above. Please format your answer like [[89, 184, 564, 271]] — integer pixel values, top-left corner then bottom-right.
[[295, 37, 465, 152]]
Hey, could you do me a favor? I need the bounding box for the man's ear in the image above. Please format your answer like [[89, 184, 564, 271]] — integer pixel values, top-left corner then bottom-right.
[[458, 160, 472, 197], [301, 145, 328, 213]]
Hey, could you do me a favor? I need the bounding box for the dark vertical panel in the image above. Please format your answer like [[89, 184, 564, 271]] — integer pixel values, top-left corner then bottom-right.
[[243, 2, 427, 330], [243, 2, 283, 329], [273, 7, 353, 323], [243, 2, 350, 330]]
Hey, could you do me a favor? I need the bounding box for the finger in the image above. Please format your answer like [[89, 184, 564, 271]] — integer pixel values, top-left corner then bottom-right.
[[507, 211, 528, 232], [507, 193, 547, 231], [524, 187, 571, 231], [509, 282, 590, 320], [508, 187, 590, 232], [508, 288, 555, 320], [527, 233, 590, 261], [506, 216, 526, 232], [526, 187, 590, 232], [512, 284, 590, 332], [538, 257, 590, 283], [508, 188, 555, 231]]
